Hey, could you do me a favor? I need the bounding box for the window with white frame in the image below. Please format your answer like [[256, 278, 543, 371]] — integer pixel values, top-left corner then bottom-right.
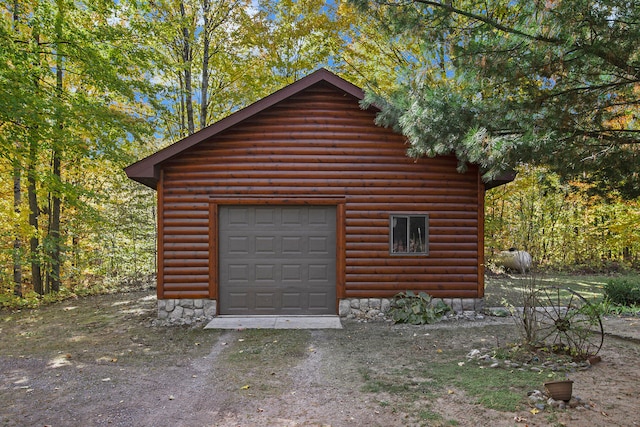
[[390, 214, 429, 255]]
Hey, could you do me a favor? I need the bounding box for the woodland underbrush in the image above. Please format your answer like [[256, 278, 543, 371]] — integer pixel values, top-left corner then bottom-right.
[[0, 273, 155, 310]]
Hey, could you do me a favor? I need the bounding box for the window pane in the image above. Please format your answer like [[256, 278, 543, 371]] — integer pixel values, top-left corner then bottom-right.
[[408, 216, 427, 253], [392, 216, 408, 253]]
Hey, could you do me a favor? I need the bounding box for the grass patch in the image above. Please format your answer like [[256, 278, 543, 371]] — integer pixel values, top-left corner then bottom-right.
[[0, 292, 220, 366], [417, 408, 444, 423], [221, 329, 311, 397], [360, 358, 559, 413], [484, 272, 629, 307], [225, 329, 310, 362]]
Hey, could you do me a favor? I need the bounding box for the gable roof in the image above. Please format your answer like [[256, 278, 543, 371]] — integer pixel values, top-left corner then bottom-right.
[[125, 68, 366, 189], [125, 68, 515, 190]]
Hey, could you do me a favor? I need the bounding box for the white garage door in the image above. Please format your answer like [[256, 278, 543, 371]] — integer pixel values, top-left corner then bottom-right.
[[219, 205, 336, 315]]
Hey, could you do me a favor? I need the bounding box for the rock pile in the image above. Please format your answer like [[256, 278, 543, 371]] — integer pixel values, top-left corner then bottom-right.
[[465, 348, 592, 373], [527, 389, 596, 411]]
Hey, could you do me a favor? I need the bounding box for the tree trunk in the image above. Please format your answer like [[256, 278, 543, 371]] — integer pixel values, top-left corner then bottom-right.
[[49, 149, 62, 293], [48, 0, 64, 293], [200, 0, 210, 129], [27, 137, 42, 295], [13, 163, 22, 297], [180, 1, 195, 134], [27, 24, 44, 294], [12, 0, 22, 297], [179, 72, 186, 136]]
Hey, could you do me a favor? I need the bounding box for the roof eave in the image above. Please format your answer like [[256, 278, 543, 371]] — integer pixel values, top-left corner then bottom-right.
[[484, 170, 517, 190]]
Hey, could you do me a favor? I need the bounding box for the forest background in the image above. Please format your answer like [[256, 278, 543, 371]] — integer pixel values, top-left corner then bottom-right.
[[1, 0, 638, 304]]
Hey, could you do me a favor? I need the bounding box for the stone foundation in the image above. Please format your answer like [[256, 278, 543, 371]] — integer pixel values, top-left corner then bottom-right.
[[157, 299, 217, 325], [156, 296, 485, 324], [339, 297, 485, 320]]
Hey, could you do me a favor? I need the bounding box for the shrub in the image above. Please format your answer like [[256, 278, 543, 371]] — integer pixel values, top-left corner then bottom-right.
[[604, 277, 640, 306], [390, 291, 451, 325]]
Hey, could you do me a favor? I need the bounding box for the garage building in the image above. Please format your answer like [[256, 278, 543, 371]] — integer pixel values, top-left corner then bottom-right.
[[125, 69, 511, 320]]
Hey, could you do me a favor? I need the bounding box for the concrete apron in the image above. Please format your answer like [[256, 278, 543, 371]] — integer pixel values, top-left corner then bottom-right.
[[204, 315, 343, 330]]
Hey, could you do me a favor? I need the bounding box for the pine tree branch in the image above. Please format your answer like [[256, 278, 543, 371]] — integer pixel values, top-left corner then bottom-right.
[[538, 81, 637, 101], [558, 130, 640, 147], [575, 43, 640, 80], [409, 0, 561, 43], [403, 1, 640, 79]]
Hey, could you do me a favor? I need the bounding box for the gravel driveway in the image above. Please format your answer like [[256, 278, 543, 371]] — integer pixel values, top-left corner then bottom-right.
[[1, 291, 639, 427]]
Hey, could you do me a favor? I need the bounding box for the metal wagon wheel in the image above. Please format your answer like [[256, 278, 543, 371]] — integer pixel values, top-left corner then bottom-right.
[[534, 286, 604, 360]]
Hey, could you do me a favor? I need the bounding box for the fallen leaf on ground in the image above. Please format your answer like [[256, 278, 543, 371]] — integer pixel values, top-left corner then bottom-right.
[[241, 385, 250, 390]]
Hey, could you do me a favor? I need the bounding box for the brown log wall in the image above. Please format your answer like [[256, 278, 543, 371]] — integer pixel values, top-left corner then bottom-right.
[[159, 82, 484, 300]]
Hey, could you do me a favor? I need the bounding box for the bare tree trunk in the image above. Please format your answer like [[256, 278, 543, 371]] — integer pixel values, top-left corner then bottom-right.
[[48, 0, 64, 293], [12, 0, 22, 297], [179, 72, 186, 136], [49, 149, 62, 293], [27, 23, 44, 294], [200, 0, 210, 129], [27, 137, 42, 295], [13, 163, 22, 297], [180, 0, 195, 134]]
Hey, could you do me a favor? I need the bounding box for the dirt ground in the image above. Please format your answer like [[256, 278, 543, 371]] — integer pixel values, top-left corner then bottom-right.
[[1, 290, 639, 427]]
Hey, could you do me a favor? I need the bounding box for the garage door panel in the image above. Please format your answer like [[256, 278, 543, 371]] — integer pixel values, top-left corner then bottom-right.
[[255, 208, 276, 225], [282, 292, 303, 309], [227, 264, 250, 281], [219, 205, 336, 315], [227, 292, 250, 310], [282, 236, 302, 254], [255, 237, 276, 254], [309, 208, 332, 225], [255, 264, 276, 281], [282, 208, 303, 225], [309, 236, 330, 254], [309, 293, 330, 309], [255, 293, 275, 309], [228, 236, 250, 254], [309, 264, 329, 281], [226, 207, 250, 225], [282, 264, 302, 281]]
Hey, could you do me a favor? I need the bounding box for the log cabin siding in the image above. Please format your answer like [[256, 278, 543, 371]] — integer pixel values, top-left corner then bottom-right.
[[158, 82, 483, 300]]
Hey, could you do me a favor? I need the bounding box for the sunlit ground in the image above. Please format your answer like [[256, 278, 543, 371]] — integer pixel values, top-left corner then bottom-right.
[[484, 273, 617, 307]]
